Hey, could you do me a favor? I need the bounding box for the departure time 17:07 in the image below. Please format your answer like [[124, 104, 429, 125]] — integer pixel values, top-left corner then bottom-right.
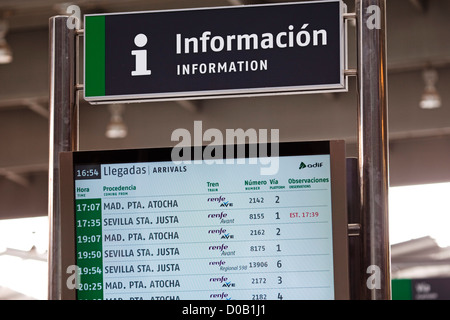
[[76, 203, 100, 212]]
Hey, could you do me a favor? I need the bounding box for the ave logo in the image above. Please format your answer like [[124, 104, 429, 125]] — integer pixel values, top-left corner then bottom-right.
[[132, 33, 151, 76], [220, 201, 233, 208]]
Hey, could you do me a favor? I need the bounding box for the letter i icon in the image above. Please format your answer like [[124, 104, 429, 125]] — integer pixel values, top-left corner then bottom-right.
[[132, 33, 152, 76]]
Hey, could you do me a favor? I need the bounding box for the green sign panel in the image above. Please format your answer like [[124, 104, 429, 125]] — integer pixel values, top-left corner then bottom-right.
[[392, 278, 450, 300]]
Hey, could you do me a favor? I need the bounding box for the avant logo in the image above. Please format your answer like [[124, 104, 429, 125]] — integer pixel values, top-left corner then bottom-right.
[[299, 162, 323, 170]]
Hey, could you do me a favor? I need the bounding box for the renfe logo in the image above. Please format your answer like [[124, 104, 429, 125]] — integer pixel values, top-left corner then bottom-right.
[[209, 292, 230, 300], [209, 260, 226, 267], [132, 33, 151, 76], [207, 212, 227, 219], [209, 276, 228, 283], [209, 244, 228, 251], [206, 196, 233, 207], [208, 228, 227, 235], [207, 196, 226, 202]]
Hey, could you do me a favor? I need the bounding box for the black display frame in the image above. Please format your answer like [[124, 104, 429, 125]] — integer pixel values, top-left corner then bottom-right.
[[60, 140, 349, 300]]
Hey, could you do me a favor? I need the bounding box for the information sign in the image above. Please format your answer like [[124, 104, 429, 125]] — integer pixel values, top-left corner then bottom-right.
[[84, 1, 347, 103]]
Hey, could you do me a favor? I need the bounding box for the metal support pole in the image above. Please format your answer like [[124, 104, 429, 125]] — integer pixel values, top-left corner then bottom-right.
[[346, 157, 363, 300], [48, 16, 78, 300], [356, 0, 391, 299]]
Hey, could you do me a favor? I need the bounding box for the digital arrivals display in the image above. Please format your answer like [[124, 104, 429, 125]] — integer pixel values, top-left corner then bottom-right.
[[60, 141, 349, 300]]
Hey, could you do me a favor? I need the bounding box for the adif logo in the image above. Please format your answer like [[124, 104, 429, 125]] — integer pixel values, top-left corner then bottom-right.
[[299, 162, 323, 170], [132, 33, 152, 76]]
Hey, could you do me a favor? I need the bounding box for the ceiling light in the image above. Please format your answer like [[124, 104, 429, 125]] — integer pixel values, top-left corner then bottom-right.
[[105, 104, 127, 139], [0, 20, 12, 64], [420, 68, 441, 109]]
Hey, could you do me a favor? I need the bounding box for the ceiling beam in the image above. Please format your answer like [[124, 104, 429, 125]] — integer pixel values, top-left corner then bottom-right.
[[0, 247, 47, 261], [409, 0, 429, 13], [227, 0, 243, 5], [0, 163, 48, 174], [0, 169, 30, 187], [25, 99, 49, 118], [0, 96, 47, 110], [0, 163, 47, 188], [175, 100, 201, 113]]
